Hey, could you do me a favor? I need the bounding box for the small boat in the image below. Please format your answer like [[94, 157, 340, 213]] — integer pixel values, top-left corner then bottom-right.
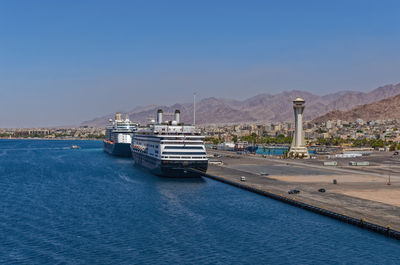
[[70, 145, 81, 149]]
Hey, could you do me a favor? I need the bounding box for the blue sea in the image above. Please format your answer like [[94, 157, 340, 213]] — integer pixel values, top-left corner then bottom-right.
[[0, 140, 399, 264]]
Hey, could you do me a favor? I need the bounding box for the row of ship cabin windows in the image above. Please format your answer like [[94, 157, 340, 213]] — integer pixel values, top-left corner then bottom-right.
[[140, 143, 204, 150], [164, 146, 204, 150], [162, 152, 206, 155], [161, 156, 207, 159]]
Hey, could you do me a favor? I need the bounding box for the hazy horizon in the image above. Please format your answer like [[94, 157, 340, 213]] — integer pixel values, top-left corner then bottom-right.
[[1, 0, 400, 127]]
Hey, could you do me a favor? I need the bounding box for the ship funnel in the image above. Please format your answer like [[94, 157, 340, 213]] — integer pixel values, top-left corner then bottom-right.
[[115, 112, 122, 121], [157, 109, 163, 124], [174, 110, 180, 124]]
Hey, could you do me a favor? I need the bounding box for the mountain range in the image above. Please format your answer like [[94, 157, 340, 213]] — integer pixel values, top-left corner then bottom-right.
[[313, 91, 400, 123], [82, 83, 400, 127]]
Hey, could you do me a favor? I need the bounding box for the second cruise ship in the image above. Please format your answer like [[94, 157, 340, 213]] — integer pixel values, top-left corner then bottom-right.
[[130, 109, 208, 177], [104, 112, 139, 157]]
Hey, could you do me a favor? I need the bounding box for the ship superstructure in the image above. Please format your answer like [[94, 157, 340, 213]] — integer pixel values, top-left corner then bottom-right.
[[131, 109, 208, 177], [104, 112, 139, 157]]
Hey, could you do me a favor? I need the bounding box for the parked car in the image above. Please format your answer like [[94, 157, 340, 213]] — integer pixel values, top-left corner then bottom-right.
[[288, 189, 300, 194], [318, 188, 326, 193]]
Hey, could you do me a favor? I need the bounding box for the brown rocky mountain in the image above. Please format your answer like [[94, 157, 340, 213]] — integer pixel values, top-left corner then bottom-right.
[[313, 92, 400, 123], [82, 83, 400, 127]]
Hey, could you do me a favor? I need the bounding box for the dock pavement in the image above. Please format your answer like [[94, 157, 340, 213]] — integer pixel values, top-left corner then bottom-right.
[[206, 151, 400, 232]]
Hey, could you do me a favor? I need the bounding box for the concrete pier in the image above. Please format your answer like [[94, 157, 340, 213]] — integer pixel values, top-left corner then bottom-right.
[[204, 150, 400, 239]]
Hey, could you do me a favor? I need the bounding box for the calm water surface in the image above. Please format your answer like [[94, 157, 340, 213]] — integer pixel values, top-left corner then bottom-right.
[[0, 140, 399, 264]]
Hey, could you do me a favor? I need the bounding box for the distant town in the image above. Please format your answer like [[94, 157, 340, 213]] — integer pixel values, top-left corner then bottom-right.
[[0, 127, 105, 140], [200, 118, 400, 152], [2, 117, 400, 152]]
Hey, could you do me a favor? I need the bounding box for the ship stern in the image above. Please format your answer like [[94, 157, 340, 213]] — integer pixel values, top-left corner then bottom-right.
[[158, 160, 208, 178]]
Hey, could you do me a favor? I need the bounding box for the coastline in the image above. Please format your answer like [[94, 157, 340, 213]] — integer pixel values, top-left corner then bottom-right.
[[203, 170, 400, 240], [206, 150, 400, 239]]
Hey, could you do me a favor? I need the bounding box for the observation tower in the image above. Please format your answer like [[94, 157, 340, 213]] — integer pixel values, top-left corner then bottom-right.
[[288, 97, 310, 159]]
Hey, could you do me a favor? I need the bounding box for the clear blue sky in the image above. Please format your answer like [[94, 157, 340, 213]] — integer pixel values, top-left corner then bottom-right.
[[1, 0, 400, 127]]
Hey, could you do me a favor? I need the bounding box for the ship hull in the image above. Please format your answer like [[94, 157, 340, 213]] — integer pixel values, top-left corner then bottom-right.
[[103, 141, 132, 157], [131, 152, 208, 178]]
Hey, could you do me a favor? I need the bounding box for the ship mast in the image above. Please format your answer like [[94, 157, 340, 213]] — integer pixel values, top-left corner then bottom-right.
[[193, 92, 196, 126]]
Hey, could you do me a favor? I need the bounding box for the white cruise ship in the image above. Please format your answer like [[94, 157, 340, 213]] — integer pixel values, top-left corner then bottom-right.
[[130, 109, 208, 177], [104, 112, 139, 157]]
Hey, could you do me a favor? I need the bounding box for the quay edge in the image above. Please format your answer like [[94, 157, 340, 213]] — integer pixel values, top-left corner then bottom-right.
[[201, 172, 400, 241]]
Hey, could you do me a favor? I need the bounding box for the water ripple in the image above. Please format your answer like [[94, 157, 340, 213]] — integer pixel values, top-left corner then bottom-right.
[[0, 140, 399, 264]]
